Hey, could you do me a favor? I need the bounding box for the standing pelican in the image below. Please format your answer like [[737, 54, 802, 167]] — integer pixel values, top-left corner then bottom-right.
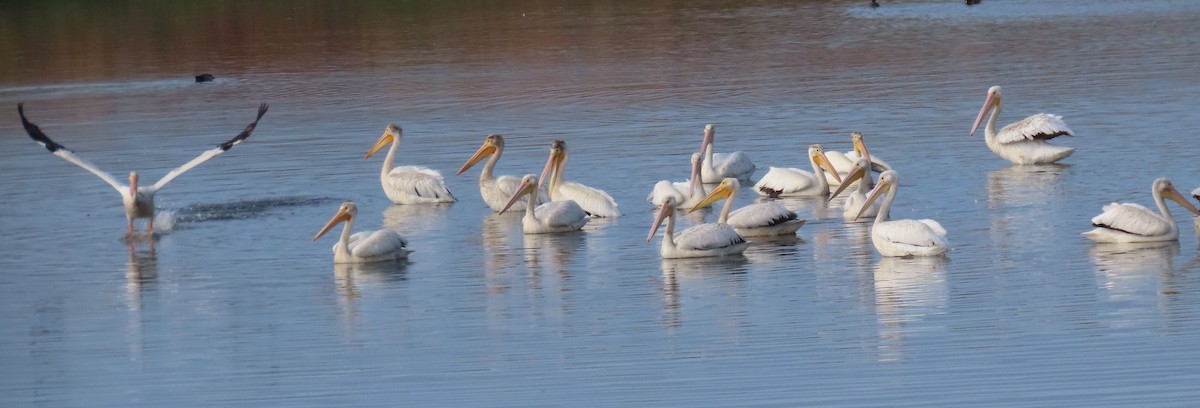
[[754, 144, 842, 197], [649, 153, 707, 208], [970, 86, 1075, 164], [313, 201, 411, 264], [828, 157, 881, 220], [691, 178, 805, 237], [365, 124, 455, 204], [1083, 178, 1200, 243], [825, 132, 891, 185], [647, 196, 749, 259], [855, 170, 950, 257], [501, 174, 589, 234], [696, 124, 756, 183], [456, 134, 544, 212], [18, 102, 268, 236], [538, 140, 621, 217]]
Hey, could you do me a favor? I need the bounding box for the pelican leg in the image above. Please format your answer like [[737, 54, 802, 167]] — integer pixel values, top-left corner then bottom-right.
[[149, 219, 154, 237], [128, 220, 135, 237]]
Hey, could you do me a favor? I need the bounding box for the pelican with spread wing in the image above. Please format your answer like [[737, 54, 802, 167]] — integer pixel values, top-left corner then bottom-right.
[[970, 86, 1075, 164], [1084, 178, 1200, 243], [365, 124, 455, 204], [18, 102, 268, 236]]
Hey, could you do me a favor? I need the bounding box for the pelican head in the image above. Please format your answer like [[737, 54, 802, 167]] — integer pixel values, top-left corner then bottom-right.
[[855, 170, 898, 220], [313, 201, 358, 241], [647, 196, 678, 242], [499, 174, 538, 214], [1192, 186, 1200, 203], [691, 178, 739, 212], [688, 152, 703, 196], [128, 171, 139, 192], [851, 131, 872, 164], [365, 124, 401, 159], [810, 144, 842, 183], [970, 85, 1004, 137], [539, 139, 568, 189], [1155, 178, 1200, 216], [828, 158, 870, 201], [698, 123, 716, 158], [457, 134, 504, 175]]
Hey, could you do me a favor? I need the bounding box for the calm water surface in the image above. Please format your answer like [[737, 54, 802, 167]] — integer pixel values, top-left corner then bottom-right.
[[2, 0, 1200, 406]]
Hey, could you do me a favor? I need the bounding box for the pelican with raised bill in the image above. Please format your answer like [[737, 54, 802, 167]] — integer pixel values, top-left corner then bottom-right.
[[754, 144, 842, 197], [648, 153, 707, 209], [691, 178, 805, 237], [648, 196, 748, 259], [539, 140, 621, 217], [313, 201, 411, 264], [365, 124, 455, 204], [828, 156, 882, 220], [970, 85, 1075, 164], [501, 174, 589, 234], [696, 124, 755, 183], [855, 170, 950, 257], [18, 102, 269, 237], [456, 134, 545, 212], [1083, 178, 1200, 243], [825, 132, 891, 185]]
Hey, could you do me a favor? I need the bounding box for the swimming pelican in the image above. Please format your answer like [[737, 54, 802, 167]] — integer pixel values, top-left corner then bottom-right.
[[365, 124, 455, 204], [970, 86, 1075, 164], [538, 140, 621, 217], [855, 170, 950, 257], [313, 201, 411, 264], [648, 153, 707, 208], [1083, 178, 1200, 243], [754, 144, 841, 197], [648, 196, 749, 259], [456, 134, 544, 212], [501, 174, 589, 234], [825, 132, 892, 185], [696, 124, 755, 183], [828, 157, 881, 220], [18, 102, 268, 236], [691, 178, 805, 237]]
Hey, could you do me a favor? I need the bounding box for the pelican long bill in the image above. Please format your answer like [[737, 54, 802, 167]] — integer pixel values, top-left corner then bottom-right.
[[364, 128, 395, 159], [854, 177, 891, 221], [813, 147, 842, 184], [456, 140, 496, 175], [538, 143, 565, 190], [970, 91, 999, 136], [690, 180, 733, 213], [499, 177, 535, 215], [313, 207, 352, 241], [647, 202, 674, 242], [828, 164, 867, 202], [1165, 186, 1200, 216]]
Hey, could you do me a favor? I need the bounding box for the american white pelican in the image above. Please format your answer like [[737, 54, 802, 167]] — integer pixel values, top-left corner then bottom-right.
[[313, 201, 411, 264], [500, 174, 589, 234], [647, 196, 749, 259], [696, 124, 755, 183], [691, 178, 805, 237], [1193, 187, 1200, 229], [855, 170, 950, 257], [828, 157, 881, 220], [456, 134, 544, 212], [18, 102, 268, 236], [648, 153, 707, 208], [365, 124, 455, 204], [970, 86, 1075, 165], [825, 132, 892, 185], [754, 144, 841, 197], [539, 140, 621, 217], [1083, 178, 1200, 243]]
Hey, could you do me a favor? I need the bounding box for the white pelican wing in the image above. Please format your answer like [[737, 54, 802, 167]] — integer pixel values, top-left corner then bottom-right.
[[712, 151, 756, 180], [674, 223, 747, 251], [916, 219, 948, 237], [387, 165, 455, 201], [754, 167, 817, 196], [648, 180, 688, 206], [997, 113, 1073, 144], [19, 103, 127, 193], [727, 202, 798, 229], [1090, 203, 1171, 237], [556, 181, 620, 217], [846, 151, 893, 172], [876, 220, 949, 249], [346, 229, 409, 258], [534, 200, 589, 229], [150, 103, 269, 191]]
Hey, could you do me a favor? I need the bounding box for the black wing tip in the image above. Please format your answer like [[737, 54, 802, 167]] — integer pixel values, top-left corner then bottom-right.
[[16, 102, 67, 153], [218, 103, 269, 151]]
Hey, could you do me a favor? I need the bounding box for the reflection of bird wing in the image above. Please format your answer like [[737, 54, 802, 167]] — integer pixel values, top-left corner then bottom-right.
[[727, 202, 797, 229], [535, 200, 589, 228], [876, 220, 949, 248], [1090, 203, 1171, 237], [386, 166, 455, 201], [754, 167, 817, 196], [348, 230, 408, 258], [998, 113, 1072, 144], [675, 223, 746, 251], [555, 181, 620, 217]]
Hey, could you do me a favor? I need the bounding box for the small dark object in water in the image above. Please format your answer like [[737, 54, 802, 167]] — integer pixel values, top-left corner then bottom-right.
[[870, 0, 879, 7], [965, 0, 981, 5], [195, 74, 215, 82]]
